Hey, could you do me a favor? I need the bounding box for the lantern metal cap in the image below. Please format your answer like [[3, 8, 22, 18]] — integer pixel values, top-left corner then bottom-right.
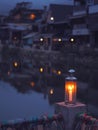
[[68, 69, 75, 73], [66, 69, 77, 80], [66, 76, 77, 80]]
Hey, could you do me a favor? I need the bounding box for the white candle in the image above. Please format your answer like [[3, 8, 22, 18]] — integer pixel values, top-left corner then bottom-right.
[[69, 90, 72, 102]]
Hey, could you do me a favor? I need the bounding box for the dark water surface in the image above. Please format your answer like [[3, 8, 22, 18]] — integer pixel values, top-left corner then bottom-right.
[[0, 46, 98, 121], [0, 78, 98, 122], [0, 81, 55, 122]]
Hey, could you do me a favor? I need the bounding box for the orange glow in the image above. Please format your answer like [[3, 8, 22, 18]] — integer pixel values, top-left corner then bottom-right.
[[65, 81, 77, 103], [52, 69, 56, 74], [53, 38, 57, 42], [14, 62, 18, 67], [30, 82, 35, 87], [15, 14, 21, 19], [40, 67, 44, 73], [50, 89, 54, 95], [57, 70, 61, 75], [30, 14, 36, 20], [7, 71, 11, 76]]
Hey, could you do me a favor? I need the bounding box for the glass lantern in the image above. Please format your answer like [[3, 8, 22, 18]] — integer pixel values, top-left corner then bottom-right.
[[65, 69, 77, 104]]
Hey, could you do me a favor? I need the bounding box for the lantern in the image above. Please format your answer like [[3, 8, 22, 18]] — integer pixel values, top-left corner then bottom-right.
[[65, 69, 77, 104]]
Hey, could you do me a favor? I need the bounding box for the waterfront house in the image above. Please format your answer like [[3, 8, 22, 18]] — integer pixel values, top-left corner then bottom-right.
[[22, 32, 38, 47], [46, 4, 73, 51], [33, 4, 73, 52], [8, 2, 44, 23], [0, 2, 44, 46], [70, 0, 98, 49]]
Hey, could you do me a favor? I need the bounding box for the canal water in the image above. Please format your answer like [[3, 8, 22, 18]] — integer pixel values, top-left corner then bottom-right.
[[0, 73, 98, 122], [0, 64, 65, 122], [0, 47, 98, 121], [0, 80, 55, 122]]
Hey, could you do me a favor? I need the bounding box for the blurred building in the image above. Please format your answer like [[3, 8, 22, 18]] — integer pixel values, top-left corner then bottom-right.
[[8, 2, 44, 23], [70, 0, 98, 48]]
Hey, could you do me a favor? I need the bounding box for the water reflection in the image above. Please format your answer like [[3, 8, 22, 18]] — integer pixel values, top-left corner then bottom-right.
[[0, 81, 54, 122], [0, 60, 65, 121], [0, 47, 98, 121]]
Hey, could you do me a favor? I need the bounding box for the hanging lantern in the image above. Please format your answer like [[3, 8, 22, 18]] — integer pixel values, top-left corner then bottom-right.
[[65, 69, 77, 104]]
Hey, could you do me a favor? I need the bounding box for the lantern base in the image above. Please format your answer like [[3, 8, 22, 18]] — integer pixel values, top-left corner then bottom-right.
[[55, 101, 87, 130]]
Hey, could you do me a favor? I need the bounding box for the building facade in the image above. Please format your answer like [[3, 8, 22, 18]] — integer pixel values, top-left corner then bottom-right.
[[70, 0, 98, 48]]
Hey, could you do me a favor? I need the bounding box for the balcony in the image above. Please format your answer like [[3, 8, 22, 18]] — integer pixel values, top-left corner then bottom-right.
[[73, 6, 87, 16], [89, 4, 98, 14], [72, 28, 89, 35], [72, 24, 89, 35]]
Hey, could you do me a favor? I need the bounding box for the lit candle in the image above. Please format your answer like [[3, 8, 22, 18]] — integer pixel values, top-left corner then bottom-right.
[[68, 85, 73, 102], [65, 69, 77, 104]]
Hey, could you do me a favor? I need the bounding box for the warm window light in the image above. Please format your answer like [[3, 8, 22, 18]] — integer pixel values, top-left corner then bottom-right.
[[30, 82, 35, 87], [30, 14, 36, 20], [15, 14, 21, 20], [57, 70, 61, 75], [65, 69, 77, 104], [14, 62, 18, 67], [50, 89, 54, 95], [52, 69, 56, 74]]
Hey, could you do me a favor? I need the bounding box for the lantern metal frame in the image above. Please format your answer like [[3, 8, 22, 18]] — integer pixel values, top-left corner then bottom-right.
[[65, 69, 77, 104]]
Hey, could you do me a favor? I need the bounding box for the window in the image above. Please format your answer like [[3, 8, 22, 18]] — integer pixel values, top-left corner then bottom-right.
[[87, 0, 94, 5]]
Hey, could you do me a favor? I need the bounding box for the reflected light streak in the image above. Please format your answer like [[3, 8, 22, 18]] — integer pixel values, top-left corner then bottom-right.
[[30, 82, 35, 87]]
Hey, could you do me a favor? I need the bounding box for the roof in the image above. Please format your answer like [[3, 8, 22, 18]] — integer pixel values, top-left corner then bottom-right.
[[23, 32, 38, 39], [70, 14, 86, 19], [47, 4, 73, 23], [7, 23, 31, 31]]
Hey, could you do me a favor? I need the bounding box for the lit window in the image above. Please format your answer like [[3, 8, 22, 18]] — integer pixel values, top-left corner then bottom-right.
[[30, 82, 35, 87], [57, 70, 62, 75], [40, 67, 44, 73], [50, 89, 54, 95], [30, 14, 36, 20], [13, 62, 18, 67]]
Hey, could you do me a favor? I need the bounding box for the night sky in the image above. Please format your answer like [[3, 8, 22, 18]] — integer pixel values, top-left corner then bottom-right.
[[0, 0, 73, 15]]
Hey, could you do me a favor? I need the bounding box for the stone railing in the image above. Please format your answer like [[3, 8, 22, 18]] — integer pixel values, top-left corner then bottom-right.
[[0, 114, 65, 130]]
